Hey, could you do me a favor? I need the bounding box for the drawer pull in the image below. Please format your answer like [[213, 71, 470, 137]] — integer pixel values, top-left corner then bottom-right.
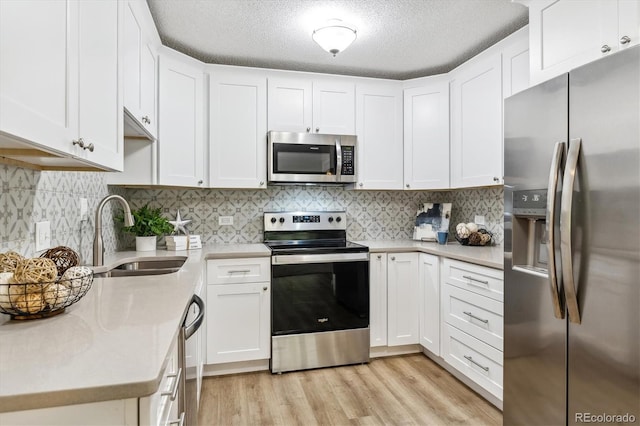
[[463, 311, 489, 324], [168, 412, 185, 426], [464, 355, 489, 372], [462, 275, 489, 285], [161, 367, 182, 401], [228, 269, 250, 274]]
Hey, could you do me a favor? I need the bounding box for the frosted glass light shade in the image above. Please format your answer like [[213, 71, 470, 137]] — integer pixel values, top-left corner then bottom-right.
[[312, 19, 357, 56]]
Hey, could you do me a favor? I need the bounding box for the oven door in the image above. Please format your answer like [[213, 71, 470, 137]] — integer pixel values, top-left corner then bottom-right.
[[271, 252, 369, 335]]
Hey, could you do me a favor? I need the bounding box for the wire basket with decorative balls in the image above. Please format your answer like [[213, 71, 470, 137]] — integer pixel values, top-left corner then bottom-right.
[[0, 250, 93, 320], [454, 222, 493, 246]]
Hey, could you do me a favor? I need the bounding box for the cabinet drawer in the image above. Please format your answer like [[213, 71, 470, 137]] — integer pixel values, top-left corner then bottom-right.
[[442, 284, 503, 351], [207, 257, 270, 284], [442, 258, 503, 301], [442, 324, 503, 400]]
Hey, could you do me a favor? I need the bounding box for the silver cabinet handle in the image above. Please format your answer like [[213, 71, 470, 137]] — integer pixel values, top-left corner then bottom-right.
[[359, 183, 363, 187], [601, 44, 611, 53], [463, 311, 489, 324], [161, 367, 182, 401], [462, 275, 489, 285], [464, 355, 489, 372], [315, 127, 319, 133], [168, 412, 185, 426], [620, 36, 631, 45], [85, 142, 94, 152], [377, 255, 382, 259], [560, 138, 582, 324], [197, 180, 203, 185], [263, 286, 268, 291], [142, 115, 151, 124], [228, 269, 250, 274], [493, 176, 500, 183], [72, 138, 85, 148], [546, 141, 566, 319], [260, 181, 264, 186], [406, 184, 410, 188], [391, 256, 396, 261], [306, 127, 311, 132]]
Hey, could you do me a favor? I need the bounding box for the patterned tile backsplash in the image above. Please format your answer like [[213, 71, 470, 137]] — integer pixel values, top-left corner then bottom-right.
[[0, 163, 503, 263]]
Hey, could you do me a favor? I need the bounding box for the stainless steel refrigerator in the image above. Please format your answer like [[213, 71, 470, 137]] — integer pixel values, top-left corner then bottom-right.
[[504, 45, 640, 425]]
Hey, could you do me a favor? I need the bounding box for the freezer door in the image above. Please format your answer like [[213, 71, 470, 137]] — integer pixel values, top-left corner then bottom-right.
[[503, 74, 569, 425], [567, 45, 640, 424]]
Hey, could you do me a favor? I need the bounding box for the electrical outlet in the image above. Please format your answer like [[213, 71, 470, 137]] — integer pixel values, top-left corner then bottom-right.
[[474, 215, 485, 225], [80, 198, 88, 222], [218, 216, 234, 226], [35, 221, 51, 251]]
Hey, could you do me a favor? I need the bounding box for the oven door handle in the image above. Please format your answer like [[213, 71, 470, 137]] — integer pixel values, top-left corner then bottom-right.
[[184, 295, 205, 340], [272, 252, 369, 265]]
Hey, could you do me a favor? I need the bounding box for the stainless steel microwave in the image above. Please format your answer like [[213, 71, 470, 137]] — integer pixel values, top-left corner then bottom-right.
[[267, 131, 357, 184]]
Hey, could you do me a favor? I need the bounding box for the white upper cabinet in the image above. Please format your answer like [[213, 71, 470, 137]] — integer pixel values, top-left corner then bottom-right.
[[123, 0, 158, 140], [209, 69, 267, 189], [158, 50, 205, 187], [355, 83, 404, 190], [268, 77, 355, 134], [450, 51, 503, 188], [528, 0, 639, 85], [0, 0, 122, 171], [403, 76, 450, 190], [502, 27, 530, 99]]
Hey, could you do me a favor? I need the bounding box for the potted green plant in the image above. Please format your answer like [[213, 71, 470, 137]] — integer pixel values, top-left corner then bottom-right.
[[117, 204, 174, 251]]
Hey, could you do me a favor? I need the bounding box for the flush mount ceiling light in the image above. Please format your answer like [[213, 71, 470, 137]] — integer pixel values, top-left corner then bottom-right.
[[312, 19, 357, 56]]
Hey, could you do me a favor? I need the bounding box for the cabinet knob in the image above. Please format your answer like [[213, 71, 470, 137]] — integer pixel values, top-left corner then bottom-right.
[[72, 138, 85, 148], [620, 36, 631, 45], [391, 256, 396, 261], [142, 116, 151, 124], [306, 127, 311, 132], [359, 183, 363, 187], [260, 181, 265, 186], [315, 127, 319, 133], [493, 176, 500, 183], [406, 184, 410, 188], [263, 286, 268, 291], [377, 255, 382, 259], [85, 142, 94, 152], [601, 44, 611, 53], [197, 180, 203, 185]]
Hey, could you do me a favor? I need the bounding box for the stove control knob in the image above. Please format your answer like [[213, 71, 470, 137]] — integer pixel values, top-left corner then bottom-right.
[[328, 217, 334, 223], [270, 217, 277, 224], [336, 216, 342, 223], [279, 217, 285, 224]]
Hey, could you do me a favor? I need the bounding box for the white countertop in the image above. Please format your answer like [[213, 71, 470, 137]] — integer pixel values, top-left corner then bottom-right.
[[0, 244, 270, 413], [0, 240, 499, 413]]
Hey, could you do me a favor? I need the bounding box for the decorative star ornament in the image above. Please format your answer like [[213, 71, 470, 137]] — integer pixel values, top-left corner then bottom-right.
[[169, 210, 191, 235]]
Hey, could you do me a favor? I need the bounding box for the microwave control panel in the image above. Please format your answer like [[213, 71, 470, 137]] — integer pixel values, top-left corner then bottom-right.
[[341, 146, 354, 175]]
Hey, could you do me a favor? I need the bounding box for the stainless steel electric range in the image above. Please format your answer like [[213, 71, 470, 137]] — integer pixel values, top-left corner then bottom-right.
[[263, 211, 370, 373]]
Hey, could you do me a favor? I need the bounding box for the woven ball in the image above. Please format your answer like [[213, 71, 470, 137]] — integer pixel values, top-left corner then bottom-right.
[[12, 292, 45, 314], [44, 283, 70, 309], [468, 231, 483, 246], [0, 251, 24, 273], [13, 258, 58, 284], [61, 266, 93, 297], [40, 246, 80, 276]]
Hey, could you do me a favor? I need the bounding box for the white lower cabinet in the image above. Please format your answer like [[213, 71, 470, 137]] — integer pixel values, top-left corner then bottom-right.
[[139, 337, 180, 426], [206, 258, 271, 364], [440, 258, 504, 401], [387, 252, 419, 346], [369, 253, 388, 347], [418, 253, 440, 355]]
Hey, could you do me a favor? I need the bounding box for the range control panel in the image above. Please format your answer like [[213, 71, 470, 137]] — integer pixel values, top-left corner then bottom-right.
[[264, 211, 346, 232]]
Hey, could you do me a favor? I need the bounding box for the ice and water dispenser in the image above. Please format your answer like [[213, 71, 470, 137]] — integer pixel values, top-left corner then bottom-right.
[[512, 189, 550, 275]]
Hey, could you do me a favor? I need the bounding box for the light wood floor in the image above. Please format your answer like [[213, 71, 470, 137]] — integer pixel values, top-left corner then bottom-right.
[[198, 353, 502, 425]]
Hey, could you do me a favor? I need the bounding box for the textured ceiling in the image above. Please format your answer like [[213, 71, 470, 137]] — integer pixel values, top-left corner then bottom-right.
[[146, 0, 529, 80]]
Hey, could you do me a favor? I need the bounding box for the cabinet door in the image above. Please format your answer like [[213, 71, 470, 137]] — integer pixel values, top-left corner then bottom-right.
[[419, 253, 440, 355], [450, 52, 503, 188], [0, 0, 78, 156], [209, 72, 267, 189], [206, 282, 270, 364], [618, 0, 640, 51], [387, 252, 419, 346], [158, 52, 205, 187], [502, 27, 530, 99], [312, 81, 355, 134], [76, 0, 122, 171], [529, 0, 618, 85], [267, 77, 312, 132], [139, 42, 158, 137], [369, 253, 388, 347], [403, 76, 450, 190]]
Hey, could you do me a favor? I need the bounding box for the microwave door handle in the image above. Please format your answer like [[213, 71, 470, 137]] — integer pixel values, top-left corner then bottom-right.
[[335, 138, 342, 180]]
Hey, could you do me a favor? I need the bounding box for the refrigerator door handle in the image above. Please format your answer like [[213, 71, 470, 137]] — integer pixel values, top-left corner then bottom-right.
[[546, 141, 566, 319], [560, 138, 582, 324]]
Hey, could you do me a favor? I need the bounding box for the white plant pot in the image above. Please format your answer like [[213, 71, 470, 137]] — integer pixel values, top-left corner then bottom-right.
[[135, 236, 157, 252]]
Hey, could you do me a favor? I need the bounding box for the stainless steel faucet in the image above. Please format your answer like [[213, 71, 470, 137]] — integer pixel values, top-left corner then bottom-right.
[[93, 195, 134, 266]]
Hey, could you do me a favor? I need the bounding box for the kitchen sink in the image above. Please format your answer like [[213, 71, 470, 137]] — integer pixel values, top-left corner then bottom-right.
[[94, 256, 187, 278]]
